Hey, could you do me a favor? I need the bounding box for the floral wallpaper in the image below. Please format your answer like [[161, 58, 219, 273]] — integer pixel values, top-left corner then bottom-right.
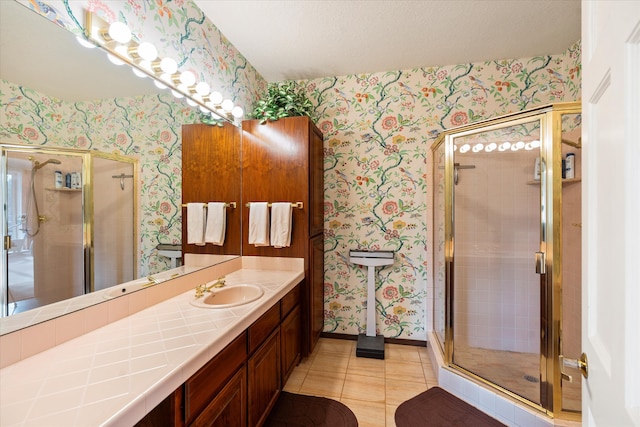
[[9, 0, 583, 343], [302, 42, 581, 340], [1, 79, 198, 274], [3, 0, 267, 275]]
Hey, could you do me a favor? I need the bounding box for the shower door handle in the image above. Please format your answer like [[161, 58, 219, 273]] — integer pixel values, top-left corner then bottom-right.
[[535, 252, 546, 274]]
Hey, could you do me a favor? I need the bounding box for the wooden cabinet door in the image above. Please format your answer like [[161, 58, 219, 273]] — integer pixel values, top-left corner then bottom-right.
[[309, 122, 324, 237], [280, 305, 301, 386], [309, 234, 325, 354], [248, 328, 281, 427], [191, 366, 246, 427], [181, 123, 241, 256]]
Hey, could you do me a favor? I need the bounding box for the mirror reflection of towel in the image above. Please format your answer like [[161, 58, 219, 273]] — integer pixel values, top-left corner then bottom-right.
[[248, 202, 270, 246], [270, 203, 293, 248], [205, 202, 226, 245], [187, 203, 206, 246]]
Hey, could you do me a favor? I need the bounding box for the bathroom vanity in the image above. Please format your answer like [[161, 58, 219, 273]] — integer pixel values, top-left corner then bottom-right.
[[0, 259, 303, 426]]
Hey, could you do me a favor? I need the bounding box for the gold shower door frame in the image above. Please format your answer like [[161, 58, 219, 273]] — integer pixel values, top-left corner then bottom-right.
[[432, 102, 582, 421], [1, 143, 138, 314]]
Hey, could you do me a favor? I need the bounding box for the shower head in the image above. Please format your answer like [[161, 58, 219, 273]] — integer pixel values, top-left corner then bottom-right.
[[33, 158, 62, 170]]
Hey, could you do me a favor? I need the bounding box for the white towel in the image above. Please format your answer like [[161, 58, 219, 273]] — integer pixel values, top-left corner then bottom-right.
[[248, 202, 270, 246], [204, 202, 226, 245], [186, 203, 206, 246], [270, 203, 293, 248]]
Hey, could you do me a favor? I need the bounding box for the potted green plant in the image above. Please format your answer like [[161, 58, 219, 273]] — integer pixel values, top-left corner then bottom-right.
[[250, 81, 313, 124]]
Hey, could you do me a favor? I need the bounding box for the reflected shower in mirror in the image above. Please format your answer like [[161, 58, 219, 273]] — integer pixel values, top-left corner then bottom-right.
[[0, 1, 242, 332]]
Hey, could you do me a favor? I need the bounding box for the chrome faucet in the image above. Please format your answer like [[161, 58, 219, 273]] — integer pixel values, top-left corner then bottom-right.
[[194, 277, 226, 298]]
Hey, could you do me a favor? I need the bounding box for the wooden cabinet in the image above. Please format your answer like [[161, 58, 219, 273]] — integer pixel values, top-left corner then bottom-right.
[[241, 116, 324, 356], [181, 123, 241, 256], [191, 367, 246, 427], [184, 333, 247, 425], [310, 235, 325, 353], [248, 327, 281, 427], [136, 285, 302, 427], [281, 304, 301, 385]]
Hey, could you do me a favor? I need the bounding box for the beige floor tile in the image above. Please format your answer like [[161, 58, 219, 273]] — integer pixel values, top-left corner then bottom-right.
[[315, 338, 355, 355], [422, 364, 438, 383], [298, 353, 316, 369], [347, 355, 386, 378], [299, 369, 346, 400], [341, 374, 385, 403], [340, 397, 386, 427], [385, 360, 427, 383], [385, 378, 428, 406], [385, 404, 398, 427], [309, 352, 350, 373], [417, 346, 431, 363], [282, 368, 307, 393], [386, 344, 422, 363]]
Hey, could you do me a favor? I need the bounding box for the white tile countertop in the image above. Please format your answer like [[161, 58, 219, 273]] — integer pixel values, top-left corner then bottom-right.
[[0, 267, 303, 426]]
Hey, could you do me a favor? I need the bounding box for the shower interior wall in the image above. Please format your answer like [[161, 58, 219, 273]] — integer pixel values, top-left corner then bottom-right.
[[453, 148, 540, 353], [3, 147, 135, 313]]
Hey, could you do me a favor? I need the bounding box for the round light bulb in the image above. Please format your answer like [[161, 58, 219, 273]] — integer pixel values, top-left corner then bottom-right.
[[221, 99, 234, 112], [186, 98, 197, 107], [137, 42, 158, 61], [195, 82, 210, 96], [114, 44, 130, 59], [452, 145, 457, 151], [511, 144, 519, 151], [170, 89, 184, 99], [180, 71, 196, 87], [160, 57, 178, 74], [209, 91, 223, 105], [485, 142, 497, 152], [76, 36, 96, 49], [108, 22, 132, 44], [499, 142, 511, 151], [459, 144, 470, 153], [524, 143, 534, 150], [153, 79, 167, 90], [199, 106, 209, 113], [132, 67, 147, 78], [530, 140, 541, 148], [107, 53, 125, 66], [231, 106, 244, 118], [139, 60, 152, 71], [472, 143, 484, 153], [515, 141, 525, 149]]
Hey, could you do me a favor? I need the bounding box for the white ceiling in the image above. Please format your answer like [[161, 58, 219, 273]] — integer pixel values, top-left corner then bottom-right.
[[0, 0, 581, 103], [195, 0, 582, 82]]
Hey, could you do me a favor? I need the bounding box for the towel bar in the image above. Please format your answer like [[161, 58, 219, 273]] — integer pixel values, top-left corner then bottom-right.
[[245, 202, 304, 209], [181, 202, 237, 209]]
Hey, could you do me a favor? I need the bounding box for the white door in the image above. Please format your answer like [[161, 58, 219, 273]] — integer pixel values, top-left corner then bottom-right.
[[582, 1, 640, 425]]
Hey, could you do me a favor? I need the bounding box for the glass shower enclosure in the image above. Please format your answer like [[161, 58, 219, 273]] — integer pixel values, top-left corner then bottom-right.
[[432, 102, 582, 421], [1, 144, 136, 317]]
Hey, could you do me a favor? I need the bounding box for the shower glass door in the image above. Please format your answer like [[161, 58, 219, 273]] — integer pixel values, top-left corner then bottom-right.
[[450, 116, 544, 404], [2, 148, 85, 316]]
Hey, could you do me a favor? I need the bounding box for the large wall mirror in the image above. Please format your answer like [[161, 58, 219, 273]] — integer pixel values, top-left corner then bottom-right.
[[0, 1, 242, 334]]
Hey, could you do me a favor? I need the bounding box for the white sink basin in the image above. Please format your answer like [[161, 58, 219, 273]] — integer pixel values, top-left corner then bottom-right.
[[190, 284, 264, 309]]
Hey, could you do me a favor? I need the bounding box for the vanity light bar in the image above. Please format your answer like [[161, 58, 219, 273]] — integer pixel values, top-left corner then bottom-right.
[[82, 11, 244, 123]]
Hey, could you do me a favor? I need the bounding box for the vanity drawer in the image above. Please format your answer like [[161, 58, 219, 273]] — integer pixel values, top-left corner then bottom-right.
[[248, 303, 281, 354], [280, 284, 300, 319], [184, 331, 247, 425]]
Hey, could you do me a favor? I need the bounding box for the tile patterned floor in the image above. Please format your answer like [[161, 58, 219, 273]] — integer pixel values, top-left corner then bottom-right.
[[283, 338, 438, 427]]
